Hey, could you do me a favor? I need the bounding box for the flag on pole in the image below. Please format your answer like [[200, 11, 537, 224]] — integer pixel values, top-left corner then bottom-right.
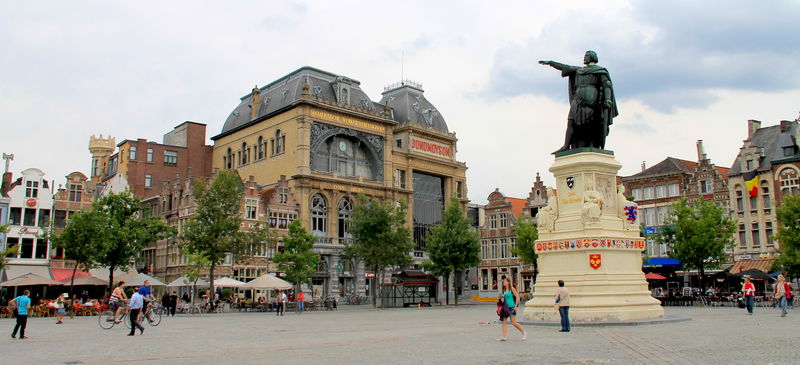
[[743, 170, 759, 197]]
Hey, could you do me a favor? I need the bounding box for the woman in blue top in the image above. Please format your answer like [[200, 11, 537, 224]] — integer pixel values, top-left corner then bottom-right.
[[497, 277, 526, 341]]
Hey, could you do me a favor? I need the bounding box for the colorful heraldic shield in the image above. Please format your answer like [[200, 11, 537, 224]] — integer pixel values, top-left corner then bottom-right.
[[589, 254, 602, 270], [624, 205, 637, 222]]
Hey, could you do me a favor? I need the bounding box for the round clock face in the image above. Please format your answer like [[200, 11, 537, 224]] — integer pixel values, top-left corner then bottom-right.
[[339, 141, 347, 151]]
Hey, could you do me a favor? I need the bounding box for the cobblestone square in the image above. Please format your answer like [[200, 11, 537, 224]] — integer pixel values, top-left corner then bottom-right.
[[2, 304, 799, 365]]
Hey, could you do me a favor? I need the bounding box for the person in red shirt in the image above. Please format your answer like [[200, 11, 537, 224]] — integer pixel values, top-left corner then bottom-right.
[[742, 277, 755, 315], [297, 292, 305, 314]]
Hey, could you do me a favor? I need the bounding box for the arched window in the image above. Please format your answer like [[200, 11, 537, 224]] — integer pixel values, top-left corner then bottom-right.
[[240, 142, 248, 165], [257, 136, 264, 160], [338, 197, 352, 240], [311, 194, 327, 235], [341, 259, 354, 275], [225, 148, 233, 169], [275, 129, 285, 155], [780, 168, 799, 196]]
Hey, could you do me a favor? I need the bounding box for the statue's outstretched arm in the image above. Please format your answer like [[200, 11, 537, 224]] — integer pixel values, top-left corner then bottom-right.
[[538, 60, 569, 71]]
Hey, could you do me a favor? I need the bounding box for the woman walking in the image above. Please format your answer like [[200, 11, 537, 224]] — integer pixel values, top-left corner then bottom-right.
[[54, 293, 68, 324], [775, 275, 788, 317], [497, 277, 526, 341]]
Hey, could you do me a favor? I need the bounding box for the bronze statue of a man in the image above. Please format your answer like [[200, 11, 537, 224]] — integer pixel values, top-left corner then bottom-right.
[[539, 51, 618, 153]]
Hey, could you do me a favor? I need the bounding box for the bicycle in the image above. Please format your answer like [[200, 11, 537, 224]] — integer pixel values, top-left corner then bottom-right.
[[142, 301, 163, 326], [99, 305, 131, 330]]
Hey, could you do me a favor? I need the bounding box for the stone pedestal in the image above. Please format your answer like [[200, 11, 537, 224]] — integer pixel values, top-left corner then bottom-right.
[[524, 150, 663, 322]]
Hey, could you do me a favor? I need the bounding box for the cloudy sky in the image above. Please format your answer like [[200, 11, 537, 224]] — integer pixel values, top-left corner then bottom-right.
[[2, 1, 799, 204]]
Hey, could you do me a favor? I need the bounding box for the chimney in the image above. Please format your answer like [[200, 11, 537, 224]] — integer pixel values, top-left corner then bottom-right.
[[1, 172, 11, 196], [747, 120, 761, 139], [696, 140, 707, 162], [780, 120, 792, 133], [249, 85, 261, 120], [641, 161, 647, 172]]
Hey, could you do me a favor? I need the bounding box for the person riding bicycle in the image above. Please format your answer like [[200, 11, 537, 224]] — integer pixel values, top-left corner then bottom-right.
[[109, 281, 128, 324], [138, 280, 157, 321]]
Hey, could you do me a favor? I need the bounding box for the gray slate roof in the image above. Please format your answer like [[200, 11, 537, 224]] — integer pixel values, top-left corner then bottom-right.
[[728, 125, 781, 177], [215, 67, 449, 139], [624, 157, 693, 180], [379, 83, 449, 133]]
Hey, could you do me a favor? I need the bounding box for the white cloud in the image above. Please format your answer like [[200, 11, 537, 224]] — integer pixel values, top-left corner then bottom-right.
[[0, 1, 797, 205]]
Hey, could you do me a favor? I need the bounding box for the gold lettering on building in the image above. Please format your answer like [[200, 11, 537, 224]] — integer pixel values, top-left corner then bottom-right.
[[309, 110, 384, 132]]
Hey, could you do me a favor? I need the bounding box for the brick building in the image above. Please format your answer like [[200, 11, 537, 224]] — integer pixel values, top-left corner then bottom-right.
[[91, 121, 213, 200], [50, 171, 96, 275], [621, 140, 729, 258], [477, 173, 549, 295]]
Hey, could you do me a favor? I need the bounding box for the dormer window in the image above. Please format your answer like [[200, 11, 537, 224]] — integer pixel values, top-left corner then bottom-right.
[[746, 159, 754, 170], [784, 146, 796, 157], [338, 86, 350, 104]]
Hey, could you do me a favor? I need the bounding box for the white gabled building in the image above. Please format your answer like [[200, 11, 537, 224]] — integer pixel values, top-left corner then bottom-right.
[[1, 167, 55, 281]]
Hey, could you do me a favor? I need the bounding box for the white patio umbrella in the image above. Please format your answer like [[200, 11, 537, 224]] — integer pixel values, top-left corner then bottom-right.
[[211, 277, 246, 288], [241, 274, 292, 290], [118, 272, 166, 287], [166, 276, 210, 288]]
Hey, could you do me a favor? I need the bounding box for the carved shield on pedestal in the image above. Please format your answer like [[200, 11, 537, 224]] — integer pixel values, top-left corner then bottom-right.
[[589, 254, 602, 270], [566, 176, 574, 189]]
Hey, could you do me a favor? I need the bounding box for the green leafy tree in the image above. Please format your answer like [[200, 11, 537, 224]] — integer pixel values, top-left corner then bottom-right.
[[345, 195, 414, 308], [94, 191, 174, 291], [180, 171, 255, 308], [273, 220, 319, 311], [50, 210, 110, 296], [182, 252, 210, 308], [423, 198, 480, 306], [511, 213, 538, 287], [774, 194, 800, 279], [0, 224, 18, 270], [655, 198, 736, 291]]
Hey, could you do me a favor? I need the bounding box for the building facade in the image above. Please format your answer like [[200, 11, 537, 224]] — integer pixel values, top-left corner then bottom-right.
[[50, 172, 96, 273], [91, 121, 213, 200], [727, 119, 800, 262], [1, 168, 54, 281], [477, 173, 549, 296], [210, 67, 468, 298], [622, 140, 730, 258]]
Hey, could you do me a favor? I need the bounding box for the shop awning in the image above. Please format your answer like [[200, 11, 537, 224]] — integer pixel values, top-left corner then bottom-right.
[[1, 264, 52, 281], [643, 257, 681, 267], [730, 259, 775, 274], [51, 268, 90, 282]]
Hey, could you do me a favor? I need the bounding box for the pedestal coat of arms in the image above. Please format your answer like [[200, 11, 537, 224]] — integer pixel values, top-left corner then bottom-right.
[[589, 254, 602, 270]]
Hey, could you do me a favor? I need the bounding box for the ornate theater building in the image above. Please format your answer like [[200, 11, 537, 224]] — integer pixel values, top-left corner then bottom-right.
[[211, 67, 468, 298]]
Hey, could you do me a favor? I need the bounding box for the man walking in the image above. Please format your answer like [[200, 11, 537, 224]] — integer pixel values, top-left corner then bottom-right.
[[555, 280, 570, 332], [169, 291, 178, 316], [743, 277, 756, 315], [128, 287, 145, 336], [10, 290, 31, 339], [297, 291, 305, 314]]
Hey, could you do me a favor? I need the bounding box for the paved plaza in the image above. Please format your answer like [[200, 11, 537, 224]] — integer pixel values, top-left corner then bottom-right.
[[1, 303, 798, 365]]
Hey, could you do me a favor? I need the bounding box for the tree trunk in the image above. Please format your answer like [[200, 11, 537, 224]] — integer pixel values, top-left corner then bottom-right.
[[209, 263, 216, 310], [378, 267, 385, 309], [454, 270, 460, 306], [69, 265, 78, 297], [371, 265, 378, 308], [444, 272, 450, 306]]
